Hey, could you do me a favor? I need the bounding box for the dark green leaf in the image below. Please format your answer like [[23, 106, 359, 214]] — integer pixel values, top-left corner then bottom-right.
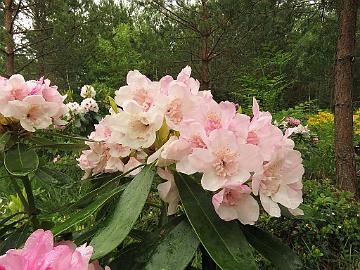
[[0, 212, 25, 228], [31, 143, 89, 151], [90, 165, 155, 259], [241, 225, 302, 270], [4, 144, 39, 176], [110, 216, 197, 270], [52, 183, 128, 236], [144, 220, 199, 270], [34, 167, 74, 188], [0, 225, 29, 254], [174, 173, 258, 270], [0, 132, 11, 152], [35, 167, 74, 188]]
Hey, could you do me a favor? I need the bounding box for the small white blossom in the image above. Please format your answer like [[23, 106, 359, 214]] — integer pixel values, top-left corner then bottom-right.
[[80, 85, 96, 98], [66, 102, 80, 114], [293, 124, 310, 135], [80, 98, 99, 113]]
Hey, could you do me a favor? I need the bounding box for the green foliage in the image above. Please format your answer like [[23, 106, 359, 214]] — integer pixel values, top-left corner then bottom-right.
[[90, 165, 155, 259], [257, 180, 360, 270], [110, 217, 199, 270], [4, 144, 39, 176], [87, 24, 148, 88]]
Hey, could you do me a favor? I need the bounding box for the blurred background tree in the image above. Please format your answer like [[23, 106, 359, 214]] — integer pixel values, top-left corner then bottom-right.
[[1, 0, 358, 111]]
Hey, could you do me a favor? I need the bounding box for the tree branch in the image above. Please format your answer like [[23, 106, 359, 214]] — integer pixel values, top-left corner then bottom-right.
[[149, 0, 200, 34], [10, 0, 23, 34], [15, 48, 60, 73]]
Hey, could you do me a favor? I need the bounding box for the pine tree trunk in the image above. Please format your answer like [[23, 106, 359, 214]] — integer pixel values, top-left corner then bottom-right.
[[334, 0, 359, 194], [4, 0, 15, 76]]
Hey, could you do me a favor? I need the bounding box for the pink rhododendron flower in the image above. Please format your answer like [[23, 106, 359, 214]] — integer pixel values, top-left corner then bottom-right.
[[192, 100, 236, 135], [212, 183, 259, 225], [247, 98, 283, 161], [75, 67, 305, 225], [0, 74, 28, 116], [188, 129, 263, 191], [157, 167, 179, 215], [163, 81, 198, 130], [252, 147, 304, 217], [7, 95, 59, 132], [109, 101, 163, 149], [286, 116, 301, 126], [0, 75, 67, 131], [0, 229, 109, 270], [115, 70, 161, 112]]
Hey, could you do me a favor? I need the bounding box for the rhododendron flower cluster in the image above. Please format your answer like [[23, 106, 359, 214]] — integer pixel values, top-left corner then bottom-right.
[[0, 74, 67, 132], [78, 66, 304, 225], [65, 85, 99, 120], [276, 116, 310, 136], [0, 229, 110, 270], [81, 85, 96, 98]]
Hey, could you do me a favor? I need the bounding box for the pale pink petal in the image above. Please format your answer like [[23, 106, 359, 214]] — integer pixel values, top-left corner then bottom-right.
[[260, 192, 281, 217], [288, 207, 304, 216], [272, 184, 303, 209], [234, 194, 259, 225], [201, 170, 226, 191]]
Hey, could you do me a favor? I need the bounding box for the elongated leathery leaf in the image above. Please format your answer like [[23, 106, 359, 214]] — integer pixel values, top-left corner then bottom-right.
[[109, 216, 198, 270], [90, 165, 155, 259], [34, 167, 74, 188], [241, 225, 302, 270], [174, 172, 258, 270], [0, 131, 11, 152], [4, 144, 39, 176], [52, 183, 127, 236], [144, 220, 199, 270]]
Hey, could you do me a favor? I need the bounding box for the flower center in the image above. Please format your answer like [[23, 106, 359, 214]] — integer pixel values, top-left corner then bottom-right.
[[130, 116, 151, 135], [133, 88, 152, 111], [223, 190, 237, 206], [166, 99, 183, 124], [260, 176, 280, 196], [213, 149, 238, 177], [189, 135, 206, 148], [206, 112, 221, 132], [26, 105, 42, 121]]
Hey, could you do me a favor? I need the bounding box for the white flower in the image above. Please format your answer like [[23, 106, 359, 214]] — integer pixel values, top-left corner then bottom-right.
[[108, 101, 163, 149], [80, 98, 99, 113], [80, 85, 96, 98], [292, 124, 310, 135]]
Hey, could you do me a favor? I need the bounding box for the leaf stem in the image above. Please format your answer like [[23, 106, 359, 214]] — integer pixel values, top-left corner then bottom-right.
[[21, 176, 40, 229]]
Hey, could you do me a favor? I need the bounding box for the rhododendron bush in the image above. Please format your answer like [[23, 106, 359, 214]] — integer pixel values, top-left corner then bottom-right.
[[0, 68, 304, 269]]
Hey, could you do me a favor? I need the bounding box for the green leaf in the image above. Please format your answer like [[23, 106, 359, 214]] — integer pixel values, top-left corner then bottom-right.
[[0, 225, 30, 254], [34, 167, 74, 188], [67, 165, 144, 211], [144, 220, 199, 270], [31, 143, 88, 151], [241, 225, 302, 270], [4, 144, 39, 176], [90, 165, 155, 259], [108, 96, 118, 113], [52, 183, 128, 236], [0, 132, 11, 152], [110, 216, 199, 270], [174, 173, 258, 270]]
